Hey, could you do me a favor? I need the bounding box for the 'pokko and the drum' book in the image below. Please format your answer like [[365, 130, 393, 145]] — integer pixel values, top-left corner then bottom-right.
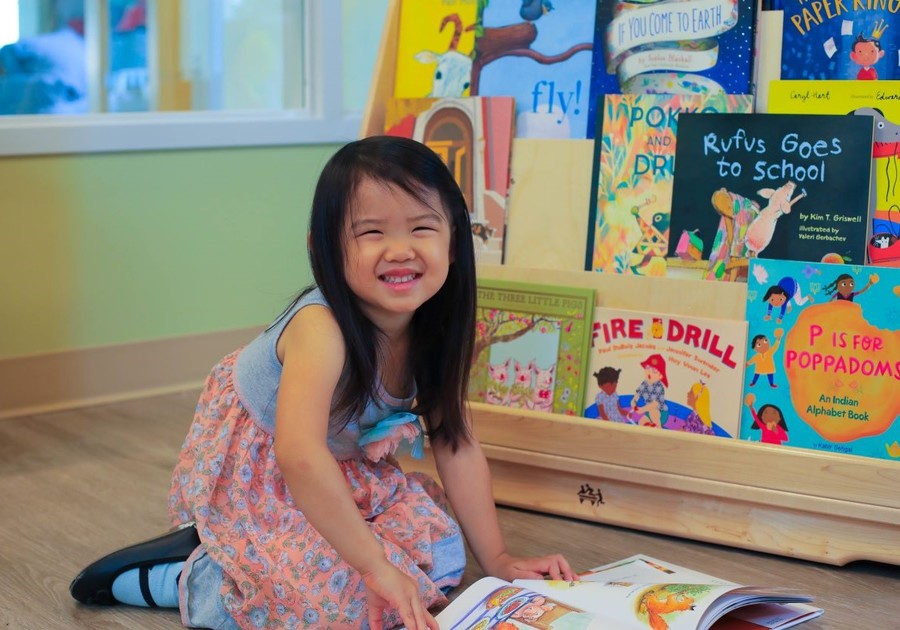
[[469, 278, 594, 416], [584, 306, 747, 438], [586, 93, 753, 276], [666, 112, 874, 282], [741, 257, 900, 461], [436, 554, 822, 629]]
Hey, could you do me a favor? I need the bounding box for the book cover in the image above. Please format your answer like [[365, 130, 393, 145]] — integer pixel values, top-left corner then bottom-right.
[[741, 258, 900, 461], [471, 0, 596, 138], [584, 306, 748, 438], [436, 554, 821, 630], [666, 112, 874, 282], [586, 0, 757, 140], [780, 0, 900, 81], [469, 278, 594, 416], [384, 95, 516, 264], [394, 0, 478, 99], [586, 93, 754, 276], [768, 80, 900, 267]]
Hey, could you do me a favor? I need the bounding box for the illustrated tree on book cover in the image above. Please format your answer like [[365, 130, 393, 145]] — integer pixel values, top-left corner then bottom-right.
[[472, 0, 596, 137], [742, 258, 900, 461], [781, 0, 900, 81], [469, 280, 594, 416]]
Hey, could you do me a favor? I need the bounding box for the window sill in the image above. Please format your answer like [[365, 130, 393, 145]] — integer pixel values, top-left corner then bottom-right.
[[0, 110, 362, 156]]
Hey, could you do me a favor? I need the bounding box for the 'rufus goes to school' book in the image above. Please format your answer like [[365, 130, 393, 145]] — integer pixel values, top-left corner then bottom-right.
[[468, 279, 594, 416], [584, 306, 747, 438], [780, 0, 900, 81], [768, 80, 900, 267], [586, 0, 756, 139], [436, 554, 822, 630], [666, 112, 874, 282], [472, 0, 596, 138], [586, 93, 753, 276], [741, 258, 900, 461], [384, 96, 516, 265]]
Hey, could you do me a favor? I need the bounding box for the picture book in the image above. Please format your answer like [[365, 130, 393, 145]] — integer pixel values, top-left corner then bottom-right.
[[587, 0, 757, 140], [471, 0, 596, 138], [742, 258, 900, 461], [469, 278, 594, 416], [780, 0, 900, 81], [666, 112, 874, 282], [384, 95, 516, 264], [394, 0, 478, 99], [436, 554, 822, 629], [584, 306, 748, 438], [768, 80, 900, 267], [586, 93, 754, 276]]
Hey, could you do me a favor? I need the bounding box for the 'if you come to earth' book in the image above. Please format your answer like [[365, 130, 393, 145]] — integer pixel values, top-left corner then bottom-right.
[[469, 278, 594, 416]]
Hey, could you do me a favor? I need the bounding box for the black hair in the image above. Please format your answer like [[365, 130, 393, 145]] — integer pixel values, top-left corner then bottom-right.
[[593, 366, 621, 386], [750, 334, 768, 349], [751, 404, 788, 431], [762, 285, 789, 302], [306, 135, 476, 451], [823, 273, 853, 296], [853, 33, 883, 52]]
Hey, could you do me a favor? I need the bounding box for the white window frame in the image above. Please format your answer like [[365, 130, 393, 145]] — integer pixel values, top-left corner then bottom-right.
[[0, 2, 360, 157]]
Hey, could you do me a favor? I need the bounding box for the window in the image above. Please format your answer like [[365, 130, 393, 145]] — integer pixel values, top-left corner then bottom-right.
[[0, 0, 388, 155]]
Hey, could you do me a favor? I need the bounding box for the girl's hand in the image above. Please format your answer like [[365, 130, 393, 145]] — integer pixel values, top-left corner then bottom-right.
[[361, 563, 439, 630], [486, 552, 577, 583]]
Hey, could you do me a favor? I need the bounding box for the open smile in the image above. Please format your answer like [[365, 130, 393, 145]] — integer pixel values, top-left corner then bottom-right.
[[380, 272, 421, 285]]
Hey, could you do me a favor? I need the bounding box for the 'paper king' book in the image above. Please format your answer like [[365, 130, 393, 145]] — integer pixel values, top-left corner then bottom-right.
[[586, 93, 753, 276], [471, 0, 596, 138], [586, 0, 757, 139], [780, 0, 900, 81], [768, 80, 900, 267], [666, 112, 874, 282], [469, 278, 594, 416], [585, 306, 747, 438], [742, 258, 900, 461], [384, 96, 516, 264]]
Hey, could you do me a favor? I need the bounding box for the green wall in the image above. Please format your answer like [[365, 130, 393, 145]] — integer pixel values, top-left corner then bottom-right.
[[0, 144, 339, 358]]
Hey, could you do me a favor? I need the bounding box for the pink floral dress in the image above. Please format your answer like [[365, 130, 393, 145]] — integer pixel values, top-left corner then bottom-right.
[[167, 296, 465, 629]]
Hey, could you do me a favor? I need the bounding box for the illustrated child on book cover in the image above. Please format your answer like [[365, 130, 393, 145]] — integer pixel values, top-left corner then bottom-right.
[[746, 328, 783, 389], [591, 366, 632, 423], [632, 353, 669, 427]]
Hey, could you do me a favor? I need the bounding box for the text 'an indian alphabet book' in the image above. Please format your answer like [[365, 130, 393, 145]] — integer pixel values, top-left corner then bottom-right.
[[384, 95, 515, 265], [586, 0, 756, 140], [768, 80, 900, 267], [741, 258, 900, 461], [780, 0, 900, 81], [472, 0, 596, 138], [436, 554, 822, 629], [666, 112, 874, 282], [584, 306, 747, 438], [586, 93, 753, 276], [394, 0, 478, 99], [469, 278, 594, 416]]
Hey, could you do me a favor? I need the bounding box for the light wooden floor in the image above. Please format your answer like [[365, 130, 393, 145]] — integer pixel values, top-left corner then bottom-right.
[[1, 390, 897, 629]]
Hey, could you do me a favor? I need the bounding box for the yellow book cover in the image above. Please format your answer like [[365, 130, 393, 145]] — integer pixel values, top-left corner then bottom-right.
[[769, 80, 900, 267], [394, 0, 478, 99]]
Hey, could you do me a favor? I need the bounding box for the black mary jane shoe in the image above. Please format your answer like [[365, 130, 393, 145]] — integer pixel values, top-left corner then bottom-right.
[[69, 523, 200, 606]]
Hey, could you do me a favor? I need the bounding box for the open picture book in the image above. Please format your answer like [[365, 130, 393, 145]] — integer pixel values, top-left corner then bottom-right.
[[436, 554, 822, 629]]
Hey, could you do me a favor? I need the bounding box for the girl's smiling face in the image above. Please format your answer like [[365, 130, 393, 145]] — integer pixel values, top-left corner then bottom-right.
[[768, 293, 787, 307], [837, 277, 855, 296]]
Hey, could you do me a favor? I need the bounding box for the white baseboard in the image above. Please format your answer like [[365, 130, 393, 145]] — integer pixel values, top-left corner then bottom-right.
[[0, 327, 260, 419]]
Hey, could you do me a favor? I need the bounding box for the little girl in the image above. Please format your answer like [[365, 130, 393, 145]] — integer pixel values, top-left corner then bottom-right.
[[70, 137, 574, 629]]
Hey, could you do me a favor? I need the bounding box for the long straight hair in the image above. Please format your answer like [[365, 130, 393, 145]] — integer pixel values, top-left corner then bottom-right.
[[307, 136, 476, 451]]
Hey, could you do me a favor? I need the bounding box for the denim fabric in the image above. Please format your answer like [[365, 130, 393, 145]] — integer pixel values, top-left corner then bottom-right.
[[179, 547, 238, 630]]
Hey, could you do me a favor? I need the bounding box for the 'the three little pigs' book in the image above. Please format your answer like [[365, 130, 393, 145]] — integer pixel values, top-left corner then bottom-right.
[[585, 306, 747, 438], [586, 93, 753, 276], [742, 258, 900, 461], [666, 112, 874, 282], [469, 278, 594, 416]]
